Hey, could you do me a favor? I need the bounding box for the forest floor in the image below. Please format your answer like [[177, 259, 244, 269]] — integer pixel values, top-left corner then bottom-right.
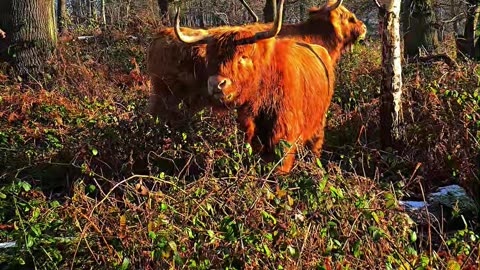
[[1, 20, 480, 269]]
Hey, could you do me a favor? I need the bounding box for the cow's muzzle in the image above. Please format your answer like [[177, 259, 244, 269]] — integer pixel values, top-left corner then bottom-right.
[[208, 75, 233, 100]]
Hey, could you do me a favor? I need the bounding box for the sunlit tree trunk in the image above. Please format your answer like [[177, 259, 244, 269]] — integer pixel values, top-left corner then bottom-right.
[[0, 0, 57, 79], [58, 0, 68, 34], [377, 0, 404, 148], [402, 0, 439, 59], [100, 0, 106, 26]]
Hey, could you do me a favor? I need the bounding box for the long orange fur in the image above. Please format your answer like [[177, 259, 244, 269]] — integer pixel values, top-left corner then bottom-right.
[[205, 29, 335, 173], [146, 2, 366, 122]]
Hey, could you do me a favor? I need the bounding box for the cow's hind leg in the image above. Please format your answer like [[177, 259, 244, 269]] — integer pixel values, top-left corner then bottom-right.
[[311, 115, 327, 157]]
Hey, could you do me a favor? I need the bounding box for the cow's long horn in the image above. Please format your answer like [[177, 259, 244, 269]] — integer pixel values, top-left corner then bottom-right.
[[254, 0, 284, 40], [239, 0, 259, 23], [325, 0, 343, 11], [174, 6, 210, 44]]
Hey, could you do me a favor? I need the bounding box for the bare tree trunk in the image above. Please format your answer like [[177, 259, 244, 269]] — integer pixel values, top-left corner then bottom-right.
[[158, 0, 170, 26], [450, 0, 459, 34], [0, 0, 57, 80], [462, 0, 480, 58], [58, 0, 68, 34], [102, 0, 106, 25], [263, 0, 276, 22], [377, 0, 404, 148], [199, 1, 206, 27], [402, 0, 439, 59]]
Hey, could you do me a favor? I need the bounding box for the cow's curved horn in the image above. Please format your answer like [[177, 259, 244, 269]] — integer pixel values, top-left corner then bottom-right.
[[174, 6, 210, 44], [325, 0, 343, 12], [239, 0, 259, 23], [254, 0, 284, 40]]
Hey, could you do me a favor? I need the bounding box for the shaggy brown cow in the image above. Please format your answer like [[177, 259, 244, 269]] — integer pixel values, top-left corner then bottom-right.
[[175, 0, 335, 173], [146, 0, 258, 121], [147, 0, 366, 123]]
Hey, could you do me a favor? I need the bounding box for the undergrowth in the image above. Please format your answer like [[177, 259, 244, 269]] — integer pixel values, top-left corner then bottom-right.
[[0, 21, 479, 269]]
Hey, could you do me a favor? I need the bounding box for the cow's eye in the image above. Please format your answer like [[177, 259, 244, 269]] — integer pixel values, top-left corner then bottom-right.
[[238, 55, 250, 66]]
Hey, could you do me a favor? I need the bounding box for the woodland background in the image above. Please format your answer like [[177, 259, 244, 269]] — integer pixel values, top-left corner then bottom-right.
[[0, 0, 480, 269]]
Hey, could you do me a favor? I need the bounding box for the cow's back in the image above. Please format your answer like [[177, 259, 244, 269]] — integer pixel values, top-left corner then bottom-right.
[[272, 40, 333, 143]]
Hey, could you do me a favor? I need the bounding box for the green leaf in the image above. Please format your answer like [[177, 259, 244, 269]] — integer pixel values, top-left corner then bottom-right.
[[385, 199, 396, 209], [245, 143, 252, 155], [119, 257, 130, 270], [319, 175, 328, 192], [87, 185, 96, 193], [352, 240, 362, 258], [185, 227, 194, 239], [0, 192, 6, 199], [26, 235, 34, 248], [17, 258, 26, 265], [263, 244, 271, 257], [316, 158, 323, 169], [148, 231, 157, 240], [91, 148, 98, 156], [329, 186, 344, 199], [287, 245, 296, 256], [31, 225, 41, 236], [19, 181, 31, 192], [410, 231, 417, 242], [160, 203, 167, 211], [446, 259, 461, 270], [50, 200, 61, 207], [168, 241, 177, 253], [371, 212, 380, 224]]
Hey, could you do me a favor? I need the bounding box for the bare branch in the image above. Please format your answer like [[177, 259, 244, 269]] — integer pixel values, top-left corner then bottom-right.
[[373, 0, 386, 12], [418, 53, 459, 69], [239, 0, 258, 22]]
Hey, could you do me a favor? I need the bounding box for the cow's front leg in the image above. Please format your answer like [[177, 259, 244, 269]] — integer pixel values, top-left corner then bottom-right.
[[271, 117, 300, 174], [237, 107, 264, 153]]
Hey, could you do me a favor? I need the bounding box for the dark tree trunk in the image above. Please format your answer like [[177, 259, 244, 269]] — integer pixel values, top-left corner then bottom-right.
[[263, 0, 276, 22], [462, 0, 480, 58], [450, 0, 459, 34], [0, 0, 57, 79], [402, 0, 439, 59], [58, 0, 68, 34], [158, 0, 170, 26], [378, 0, 404, 148]]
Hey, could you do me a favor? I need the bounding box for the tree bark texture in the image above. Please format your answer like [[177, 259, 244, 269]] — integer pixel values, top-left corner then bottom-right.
[[58, 0, 68, 33], [101, 0, 106, 25], [462, 0, 480, 58], [0, 0, 57, 79], [379, 0, 404, 148], [158, 0, 170, 26], [263, 0, 276, 22], [401, 0, 439, 59]]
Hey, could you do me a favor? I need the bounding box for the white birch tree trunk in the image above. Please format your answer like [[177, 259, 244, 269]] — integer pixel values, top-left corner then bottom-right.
[[377, 0, 404, 148]]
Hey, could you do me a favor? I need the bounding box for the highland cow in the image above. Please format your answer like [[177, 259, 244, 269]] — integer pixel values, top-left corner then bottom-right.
[[175, 0, 335, 173], [147, 0, 366, 124]]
